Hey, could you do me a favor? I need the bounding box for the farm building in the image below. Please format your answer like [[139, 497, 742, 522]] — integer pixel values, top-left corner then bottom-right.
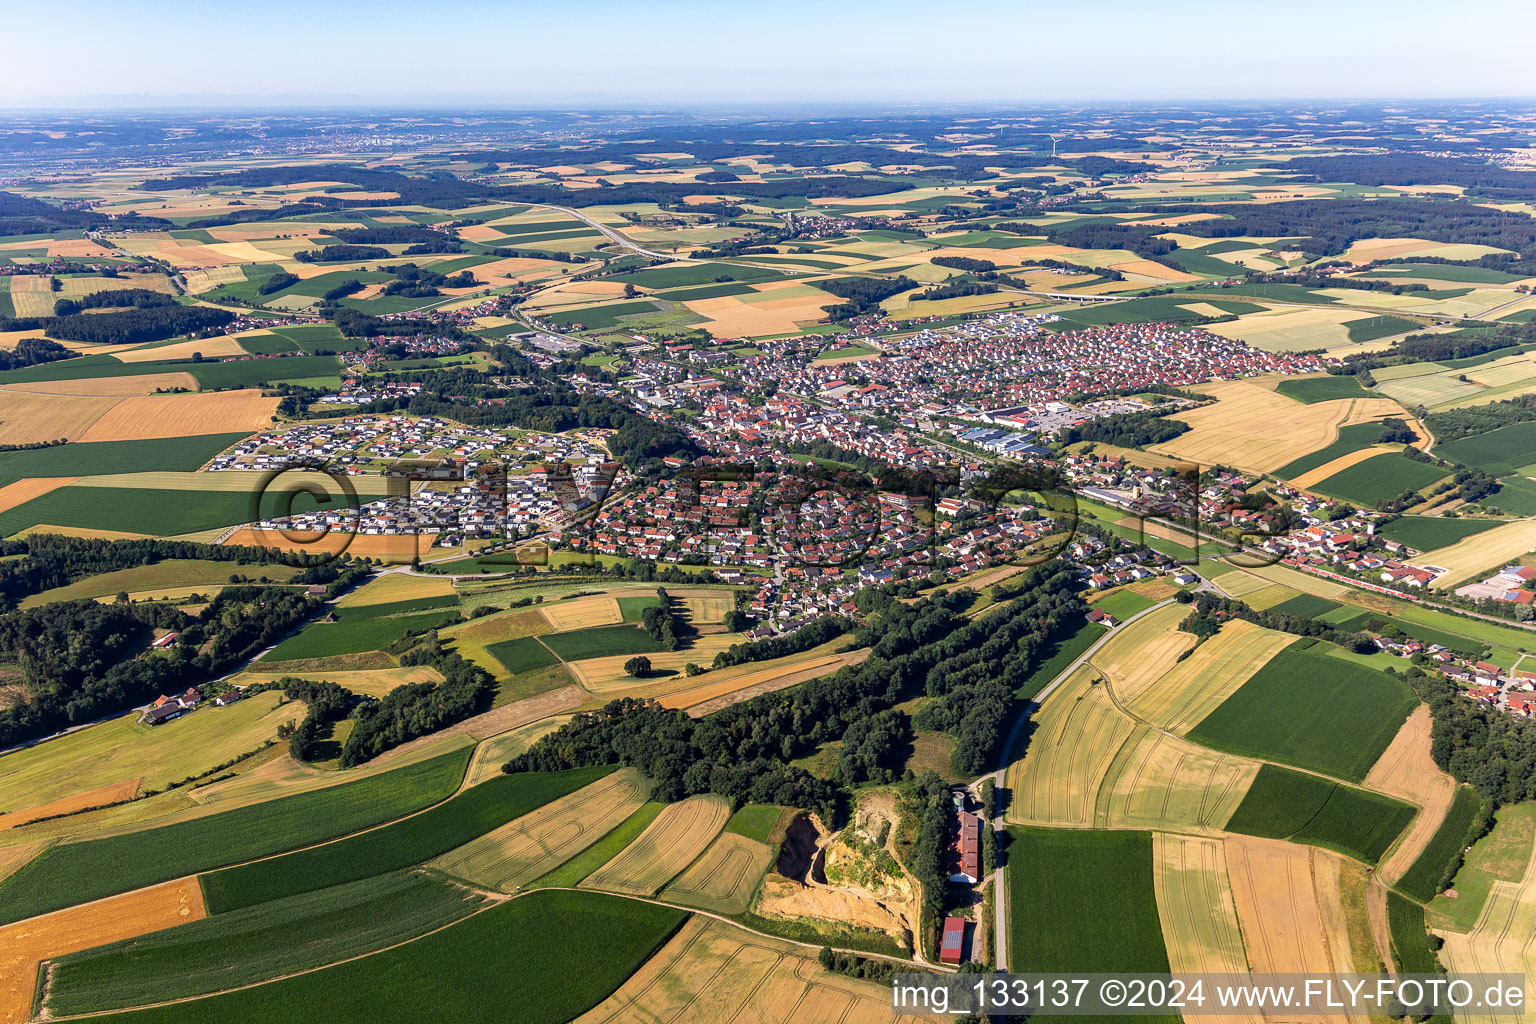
[[948, 809, 982, 884], [139, 703, 185, 726], [939, 916, 967, 965]]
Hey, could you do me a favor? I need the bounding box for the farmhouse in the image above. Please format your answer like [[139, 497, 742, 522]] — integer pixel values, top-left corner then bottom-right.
[[948, 809, 982, 884]]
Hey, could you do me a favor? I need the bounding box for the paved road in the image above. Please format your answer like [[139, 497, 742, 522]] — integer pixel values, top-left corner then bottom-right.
[[984, 597, 1176, 971], [525, 203, 677, 259]]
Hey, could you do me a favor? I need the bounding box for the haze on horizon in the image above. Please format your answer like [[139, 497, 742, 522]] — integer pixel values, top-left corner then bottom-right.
[[6, 0, 1535, 109]]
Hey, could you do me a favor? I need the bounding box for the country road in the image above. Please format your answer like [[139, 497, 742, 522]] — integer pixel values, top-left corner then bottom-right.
[[984, 597, 1177, 971]]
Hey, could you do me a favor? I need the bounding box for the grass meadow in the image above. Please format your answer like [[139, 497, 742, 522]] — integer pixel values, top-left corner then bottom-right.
[[0, 747, 470, 925], [201, 765, 613, 912]]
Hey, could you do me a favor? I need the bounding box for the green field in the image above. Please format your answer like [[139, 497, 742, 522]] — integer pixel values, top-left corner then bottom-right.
[[264, 610, 456, 661], [1276, 421, 1390, 479], [1007, 827, 1173, 996], [237, 334, 300, 354], [334, 595, 460, 619], [0, 747, 470, 925], [19, 558, 302, 608], [1047, 295, 1264, 330], [484, 635, 561, 673], [722, 803, 784, 843], [1344, 315, 1422, 344], [608, 263, 784, 288], [1437, 423, 1536, 477], [1266, 593, 1343, 619], [539, 623, 669, 660], [1377, 515, 1503, 550], [1387, 891, 1444, 977], [654, 281, 756, 301], [1310, 454, 1451, 506], [545, 300, 660, 329], [61, 889, 686, 1024], [201, 765, 613, 913], [0, 484, 356, 537], [1275, 375, 1377, 403], [1091, 588, 1158, 620], [1356, 264, 1527, 284], [0, 433, 249, 478], [1016, 619, 1107, 700], [0, 353, 340, 388], [1187, 644, 1416, 781], [1223, 764, 1416, 865], [1395, 786, 1483, 903], [46, 872, 489, 1015], [1490, 474, 1536, 515], [616, 594, 664, 621]]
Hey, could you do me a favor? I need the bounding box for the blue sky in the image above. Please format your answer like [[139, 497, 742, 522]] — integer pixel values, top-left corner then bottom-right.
[[6, 0, 1535, 107]]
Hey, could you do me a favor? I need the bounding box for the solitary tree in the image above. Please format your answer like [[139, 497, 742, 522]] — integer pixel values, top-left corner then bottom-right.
[[623, 655, 652, 678]]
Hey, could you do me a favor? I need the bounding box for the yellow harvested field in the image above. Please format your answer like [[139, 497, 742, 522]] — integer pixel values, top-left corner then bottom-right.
[[580, 793, 730, 895], [1226, 836, 1361, 1023], [430, 767, 649, 890], [336, 572, 457, 607], [0, 370, 199, 395], [1288, 447, 1390, 490], [683, 291, 837, 339], [1153, 833, 1256, 994], [221, 527, 435, 563], [657, 653, 849, 713], [0, 328, 46, 349], [114, 335, 248, 363], [1341, 237, 1513, 264], [1220, 563, 1349, 600], [1422, 519, 1536, 589], [0, 477, 80, 514], [1367, 706, 1459, 887], [1096, 729, 1257, 834], [234, 664, 445, 699], [661, 831, 777, 914], [1088, 603, 1197, 699], [0, 392, 123, 443], [1126, 621, 1297, 734], [0, 237, 115, 259], [1005, 658, 1255, 835], [540, 594, 624, 631], [0, 779, 140, 832], [76, 391, 279, 442], [574, 915, 947, 1024], [462, 716, 574, 789], [0, 876, 204, 1024], [680, 590, 733, 624], [1207, 306, 1387, 353], [0, 841, 43, 885], [1149, 379, 1403, 474], [566, 633, 744, 693]]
